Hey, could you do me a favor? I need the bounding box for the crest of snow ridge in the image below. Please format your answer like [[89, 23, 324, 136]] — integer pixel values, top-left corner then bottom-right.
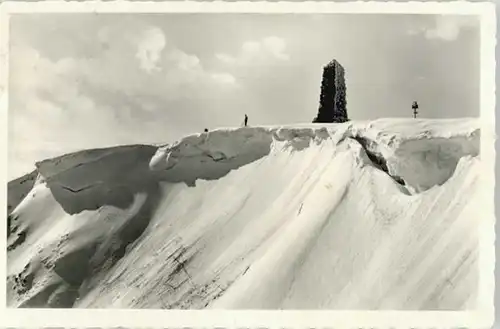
[[8, 119, 479, 218]]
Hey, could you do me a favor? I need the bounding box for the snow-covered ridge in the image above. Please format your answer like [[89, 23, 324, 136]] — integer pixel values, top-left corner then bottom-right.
[[7, 118, 481, 309], [8, 118, 479, 214], [149, 118, 479, 193], [34, 145, 159, 215]]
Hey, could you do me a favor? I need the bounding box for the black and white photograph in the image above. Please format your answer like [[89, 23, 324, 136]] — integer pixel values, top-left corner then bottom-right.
[[1, 1, 496, 327]]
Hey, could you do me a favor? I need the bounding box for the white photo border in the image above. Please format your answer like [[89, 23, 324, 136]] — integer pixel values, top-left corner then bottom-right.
[[0, 1, 496, 328]]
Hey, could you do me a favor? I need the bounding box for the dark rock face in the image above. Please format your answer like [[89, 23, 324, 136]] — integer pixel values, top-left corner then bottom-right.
[[313, 59, 348, 123]]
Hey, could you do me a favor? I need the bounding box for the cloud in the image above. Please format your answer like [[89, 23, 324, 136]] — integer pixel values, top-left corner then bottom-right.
[[216, 53, 237, 64], [216, 36, 290, 66], [9, 22, 241, 179], [211, 73, 237, 85], [168, 49, 200, 71], [409, 15, 478, 42], [136, 27, 166, 73], [262, 36, 289, 61], [9, 42, 127, 178]]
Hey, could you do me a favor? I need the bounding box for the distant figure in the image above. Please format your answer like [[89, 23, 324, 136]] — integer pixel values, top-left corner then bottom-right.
[[204, 128, 208, 132], [412, 101, 419, 119], [244, 114, 248, 127]]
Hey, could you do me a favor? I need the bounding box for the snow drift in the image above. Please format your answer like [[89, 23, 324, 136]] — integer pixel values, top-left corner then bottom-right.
[[6, 118, 482, 310]]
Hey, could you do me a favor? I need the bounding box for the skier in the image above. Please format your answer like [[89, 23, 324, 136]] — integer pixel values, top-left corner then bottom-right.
[[244, 114, 248, 127]]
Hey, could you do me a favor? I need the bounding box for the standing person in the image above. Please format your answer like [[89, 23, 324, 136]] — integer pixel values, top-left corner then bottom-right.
[[244, 114, 248, 127], [412, 101, 419, 119]]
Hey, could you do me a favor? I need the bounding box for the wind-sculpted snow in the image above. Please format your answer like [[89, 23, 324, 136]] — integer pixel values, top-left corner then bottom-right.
[[6, 119, 482, 310], [149, 128, 274, 186], [350, 118, 480, 193]]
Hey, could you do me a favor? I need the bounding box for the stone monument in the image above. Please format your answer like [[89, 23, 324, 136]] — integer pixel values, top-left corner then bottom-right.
[[313, 59, 348, 123]]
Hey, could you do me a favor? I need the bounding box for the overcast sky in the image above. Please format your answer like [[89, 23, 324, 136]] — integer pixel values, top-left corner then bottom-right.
[[8, 13, 479, 179]]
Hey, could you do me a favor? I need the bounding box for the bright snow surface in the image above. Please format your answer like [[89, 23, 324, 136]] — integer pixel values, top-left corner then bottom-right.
[[7, 118, 482, 310]]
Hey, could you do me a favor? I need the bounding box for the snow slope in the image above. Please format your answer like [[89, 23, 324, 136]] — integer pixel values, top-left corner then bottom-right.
[[7, 169, 38, 216], [6, 118, 483, 310]]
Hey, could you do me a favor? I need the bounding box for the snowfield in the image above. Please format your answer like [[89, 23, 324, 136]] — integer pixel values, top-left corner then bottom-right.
[[6, 118, 485, 310]]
